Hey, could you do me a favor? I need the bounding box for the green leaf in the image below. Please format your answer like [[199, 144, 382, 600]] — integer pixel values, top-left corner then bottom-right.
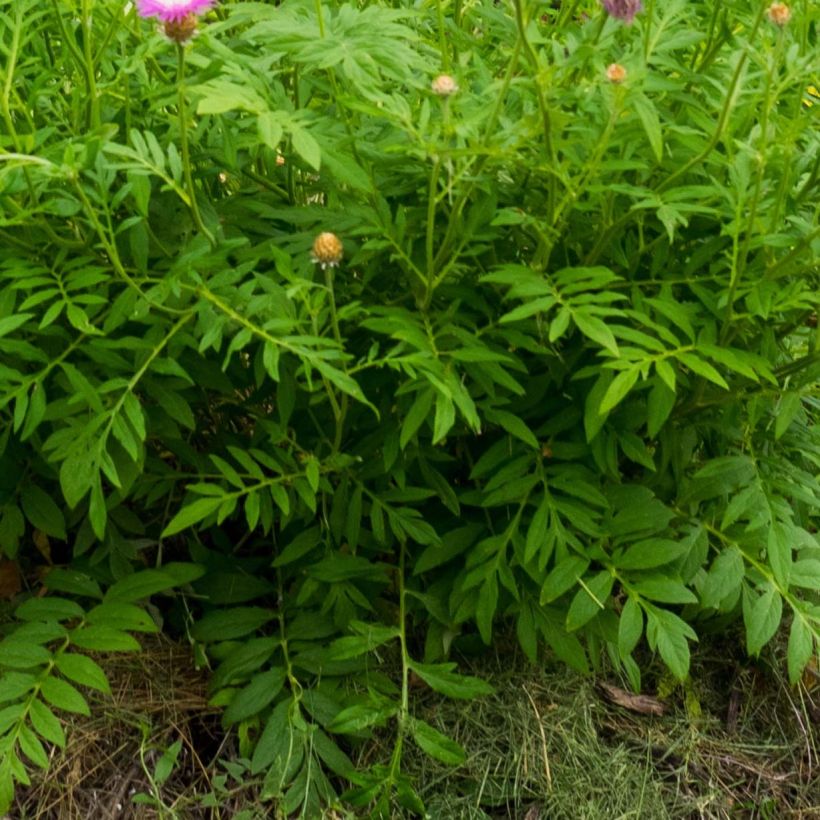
[[251, 700, 296, 774], [790, 560, 820, 590], [433, 392, 455, 444], [646, 610, 694, 682], [0, 672, 36, 704], [573, 310, 619, 356], [0, 641, 51, 670], [54, 653, 110, 694], [313, 728, 355, 777], [191, 607, 275, 642], [786, 616, 814, 685], [540, 556, 590, 604], [633, 93, 663, 162], [524, 497, 550, 564], [39, 676, 90, 715], [411, 719, 466, 765], [328, 701, 396, 734], [767, 522, 792, 587], [485, 408, 538, 449], [20, 484, 67, 540], [223, 669, 286, 725], [476, 574, 499, 644], [566, 571, 614, 631], [677, 352, 728, 389], [0, 313, 33, 339], [290, 125, 321, 170], [599, 368, 640, 414], [69, 626, 141, 652], [400, 388, 434, 449], [18, 724, 49, 769], [257, 111, 284, 151], [615, 539, 690, 570], [28, 698, 66, 747], [85, 602, 157, 632], [744, 585, 783, 657], [618, 596, 643, 658], [516, 604, 538, 663], [15, 597, 84, 623], [153, 740, 182, 787], [700, 547, 745, 609], [273, 527, 323, 567], [647, 379, 676, 437], [775, 392, 802, 439], [104, 569, 183, 603], [162, 496, 223, 538], [408, 662, 494, 699], [629, 576, 697, 605]]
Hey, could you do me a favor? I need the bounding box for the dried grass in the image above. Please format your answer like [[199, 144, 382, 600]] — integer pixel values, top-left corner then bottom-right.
[[12, 633, 819, 819]]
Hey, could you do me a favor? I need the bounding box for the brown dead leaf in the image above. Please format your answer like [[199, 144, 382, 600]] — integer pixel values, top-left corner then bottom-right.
[[597, 681, 666, 716], [0, 559, 22, 600], [33, 529, 52, 564]]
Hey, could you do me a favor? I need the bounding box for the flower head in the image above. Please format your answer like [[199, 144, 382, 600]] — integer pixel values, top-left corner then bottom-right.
[[163, 14, 199, 43], [767, 3, 791, 26], [136, 0, 216, 23], [601, 0, 643, 24], [606, 63, 627, 83], [312, 232, 344, 269], [431, 74, 459, 97]]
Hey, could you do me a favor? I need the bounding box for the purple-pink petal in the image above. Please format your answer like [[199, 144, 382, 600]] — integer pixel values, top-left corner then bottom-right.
[[601, 0, 643, 24], [136, 0, 216, 22]]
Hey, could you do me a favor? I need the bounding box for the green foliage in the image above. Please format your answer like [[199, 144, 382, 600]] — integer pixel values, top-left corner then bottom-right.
[[1, 0, 819, 814]]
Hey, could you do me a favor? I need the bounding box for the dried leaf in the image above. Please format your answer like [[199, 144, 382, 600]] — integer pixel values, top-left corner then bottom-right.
[[0, 559, 22, 600], [597, 681, 666, 716]]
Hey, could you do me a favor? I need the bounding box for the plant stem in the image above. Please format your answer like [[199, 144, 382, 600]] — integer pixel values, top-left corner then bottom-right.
[[177, 44, 216, 247], [324, 266, 349, 451], [80, 0, 100, 129]]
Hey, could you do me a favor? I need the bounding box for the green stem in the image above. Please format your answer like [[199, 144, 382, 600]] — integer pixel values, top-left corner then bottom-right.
[[176, 45, 216, 247], [721, 30, 782, 342], [435, 0, 450, 71], [423, 159, 441, 307], [81, 0, 101, 129], [656, 2, 767, 195], [324, 266, 349, 452]]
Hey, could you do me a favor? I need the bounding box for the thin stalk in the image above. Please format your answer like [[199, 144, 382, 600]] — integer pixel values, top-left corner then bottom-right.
[[81, 0, 101, 129], [423, 159, 441, 307], [324, 266, 349, 452], [512, 0, 555, 215], [721, 30, 783, 343], [429, 38, 523, 276], [386, 542, 410, 794], [177, 45, 216, 247], [657, 2, 767, 195], [642, 0, 657, 62], [435, 0, 450, 72]]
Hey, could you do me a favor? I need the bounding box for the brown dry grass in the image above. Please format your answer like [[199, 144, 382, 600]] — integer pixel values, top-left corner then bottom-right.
[[10, 634, 820, 819]]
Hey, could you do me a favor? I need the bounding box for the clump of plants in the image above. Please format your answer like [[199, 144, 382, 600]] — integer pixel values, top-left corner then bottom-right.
[[0, 0, 818, 814]]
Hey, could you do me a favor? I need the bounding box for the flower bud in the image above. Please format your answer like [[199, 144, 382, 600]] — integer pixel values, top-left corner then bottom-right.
[[431, 74, 459, 97], [601, 0, 642, 24], [767, 3, 791, 26], [606, 63, 627, 84], [312, 232, 344, 269], [163, 13, 198, 43]]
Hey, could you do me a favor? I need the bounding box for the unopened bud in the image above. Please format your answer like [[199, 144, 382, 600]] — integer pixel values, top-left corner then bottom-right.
[[311, 232, 344, 268], [606, 63, 627, 83], [163, 13, 198, 43], [431, 74, 459, 96], [767, 3, 791, 26]]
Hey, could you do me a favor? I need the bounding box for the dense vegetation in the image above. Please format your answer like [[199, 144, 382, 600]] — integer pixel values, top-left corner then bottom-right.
[[0, 0, 818, 814]]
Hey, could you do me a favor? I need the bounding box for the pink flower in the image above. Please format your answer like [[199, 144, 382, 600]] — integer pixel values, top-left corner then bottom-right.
[[136, 0, 216, 22], [601, 0, 643, 24]]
